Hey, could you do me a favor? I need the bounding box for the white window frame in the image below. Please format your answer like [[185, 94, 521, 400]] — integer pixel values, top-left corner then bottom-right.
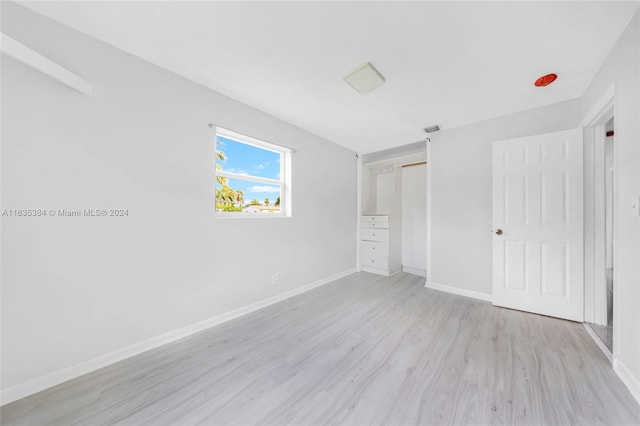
[[215, 127, 291, 218]]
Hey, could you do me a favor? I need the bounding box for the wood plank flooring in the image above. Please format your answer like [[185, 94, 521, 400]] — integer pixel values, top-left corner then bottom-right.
[[2, 272, 639, 425]]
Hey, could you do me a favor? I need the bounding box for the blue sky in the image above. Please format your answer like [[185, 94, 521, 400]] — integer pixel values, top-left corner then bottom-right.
[[216, 136, 281, 205]]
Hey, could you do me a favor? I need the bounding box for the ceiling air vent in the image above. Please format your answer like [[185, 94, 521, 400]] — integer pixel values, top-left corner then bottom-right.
[[343, 62, 385, 94], [424, 125, 440, 133]]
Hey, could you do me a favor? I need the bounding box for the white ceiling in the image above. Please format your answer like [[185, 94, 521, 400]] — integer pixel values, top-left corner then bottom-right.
[[19, 1, 640, 153]]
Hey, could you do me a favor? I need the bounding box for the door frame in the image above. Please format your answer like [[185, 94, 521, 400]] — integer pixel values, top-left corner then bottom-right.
[[425, 139, 432, 285], [582, 84, 615, 354], [356, 146, 429, 276]]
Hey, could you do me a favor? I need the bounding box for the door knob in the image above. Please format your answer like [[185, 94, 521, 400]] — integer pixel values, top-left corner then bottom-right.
[[495, 229, 503, 235]]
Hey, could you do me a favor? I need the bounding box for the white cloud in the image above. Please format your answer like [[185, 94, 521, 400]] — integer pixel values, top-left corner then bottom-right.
[[247, 185, 280, 193]]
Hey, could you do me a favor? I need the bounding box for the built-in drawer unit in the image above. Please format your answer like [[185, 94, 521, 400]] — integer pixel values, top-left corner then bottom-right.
[[360, 241, 389, 269], [360, 227, 389, 243], [361, 215, 389, 228], [360, 215, 398, 276]]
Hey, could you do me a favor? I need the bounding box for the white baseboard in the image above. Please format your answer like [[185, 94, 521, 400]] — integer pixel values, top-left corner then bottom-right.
[[402, 266, 426, 277], [1, 268, 357, 406], [582, 323, 613, 363], [424, 281, 492, 302], [361, 266, 402, 276], [614, 358, 640, 405], [583, 325, 640, 405]]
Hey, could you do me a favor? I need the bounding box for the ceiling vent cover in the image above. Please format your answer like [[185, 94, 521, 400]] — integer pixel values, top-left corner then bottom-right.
[[344, 62, 385, 93], [424, 125, 441, 133]]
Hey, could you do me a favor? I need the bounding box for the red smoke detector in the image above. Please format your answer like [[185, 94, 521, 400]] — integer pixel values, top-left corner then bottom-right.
[[535, 73, 558, 87]]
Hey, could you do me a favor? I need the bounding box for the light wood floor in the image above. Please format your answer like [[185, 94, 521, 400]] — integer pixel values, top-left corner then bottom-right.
[[2, 272, 639, 425]]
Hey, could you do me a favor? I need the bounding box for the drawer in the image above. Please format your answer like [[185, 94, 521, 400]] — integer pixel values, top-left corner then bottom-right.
[[361, 249, 388, 268], [360, 241, 389, 258], [361, 221, 388, 229], [361, 216, 389, 229], [360, 228, 389, 242]]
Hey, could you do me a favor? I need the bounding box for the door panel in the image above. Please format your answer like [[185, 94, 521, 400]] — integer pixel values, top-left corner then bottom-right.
[[504, 241, 527, 290], [493, 129, 583, 321], [504, 175, 528, 225], [541, 171, 568, 224], [540, 242, 568, 296]]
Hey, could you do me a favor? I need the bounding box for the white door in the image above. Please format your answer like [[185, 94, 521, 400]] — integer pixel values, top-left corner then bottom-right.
[[492, 129, 584, 321]]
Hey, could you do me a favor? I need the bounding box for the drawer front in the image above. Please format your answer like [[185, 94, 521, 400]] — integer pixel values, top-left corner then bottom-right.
[[360, 228, 389, 242], [361, 215, 389, 229], [361, 249, 388, 268], [361, 221, 389, 229], [360, 241, 389, 259]]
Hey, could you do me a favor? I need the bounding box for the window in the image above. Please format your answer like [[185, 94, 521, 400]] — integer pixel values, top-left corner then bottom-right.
[[215, 127, 291, 217]]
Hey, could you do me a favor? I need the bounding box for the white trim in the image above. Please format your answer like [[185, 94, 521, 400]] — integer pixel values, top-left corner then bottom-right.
[[582, 323, 613, 363], [582, 87, 616, 352], [581, 124, 610, 326], [1, 33, 92, 95], [361, 266, 400, 276], [356, 155, 363, 271], [214, 212, 287, 219], [402, 266, 426, 277], [583, 126, 596, 323], [0, 268, 357, 406], [364, 152, 425, 168], [581, 84, 614, 127], [614, 358, 640, 405], [216, 171, 281, 186], [216, 126, 292, 154], [425, 140, 432, 285], [424, 281, 493, 302], [592, 124, 608, 326]]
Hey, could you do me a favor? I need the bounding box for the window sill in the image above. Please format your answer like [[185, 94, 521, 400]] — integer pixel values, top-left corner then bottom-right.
[[215, 213, 290, 219]]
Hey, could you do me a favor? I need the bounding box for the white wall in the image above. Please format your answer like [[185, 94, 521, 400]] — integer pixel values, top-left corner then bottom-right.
[[1, 3, 356, 400], [429, 98, 582, 296], [582, 10, 640, 401]]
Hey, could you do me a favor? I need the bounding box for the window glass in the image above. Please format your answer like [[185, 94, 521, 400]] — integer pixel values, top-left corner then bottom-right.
[[215, 128, 288, 216], [215, 178, 281, 213], [216, 136, 281, 180]]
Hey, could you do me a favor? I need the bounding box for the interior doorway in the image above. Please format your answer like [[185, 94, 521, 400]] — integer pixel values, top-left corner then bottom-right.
[[582, 86, 615, 361], [588, 117, 615, 352]]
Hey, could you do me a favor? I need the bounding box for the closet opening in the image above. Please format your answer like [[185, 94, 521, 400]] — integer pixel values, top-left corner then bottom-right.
[[358, 142, 428, 278]]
